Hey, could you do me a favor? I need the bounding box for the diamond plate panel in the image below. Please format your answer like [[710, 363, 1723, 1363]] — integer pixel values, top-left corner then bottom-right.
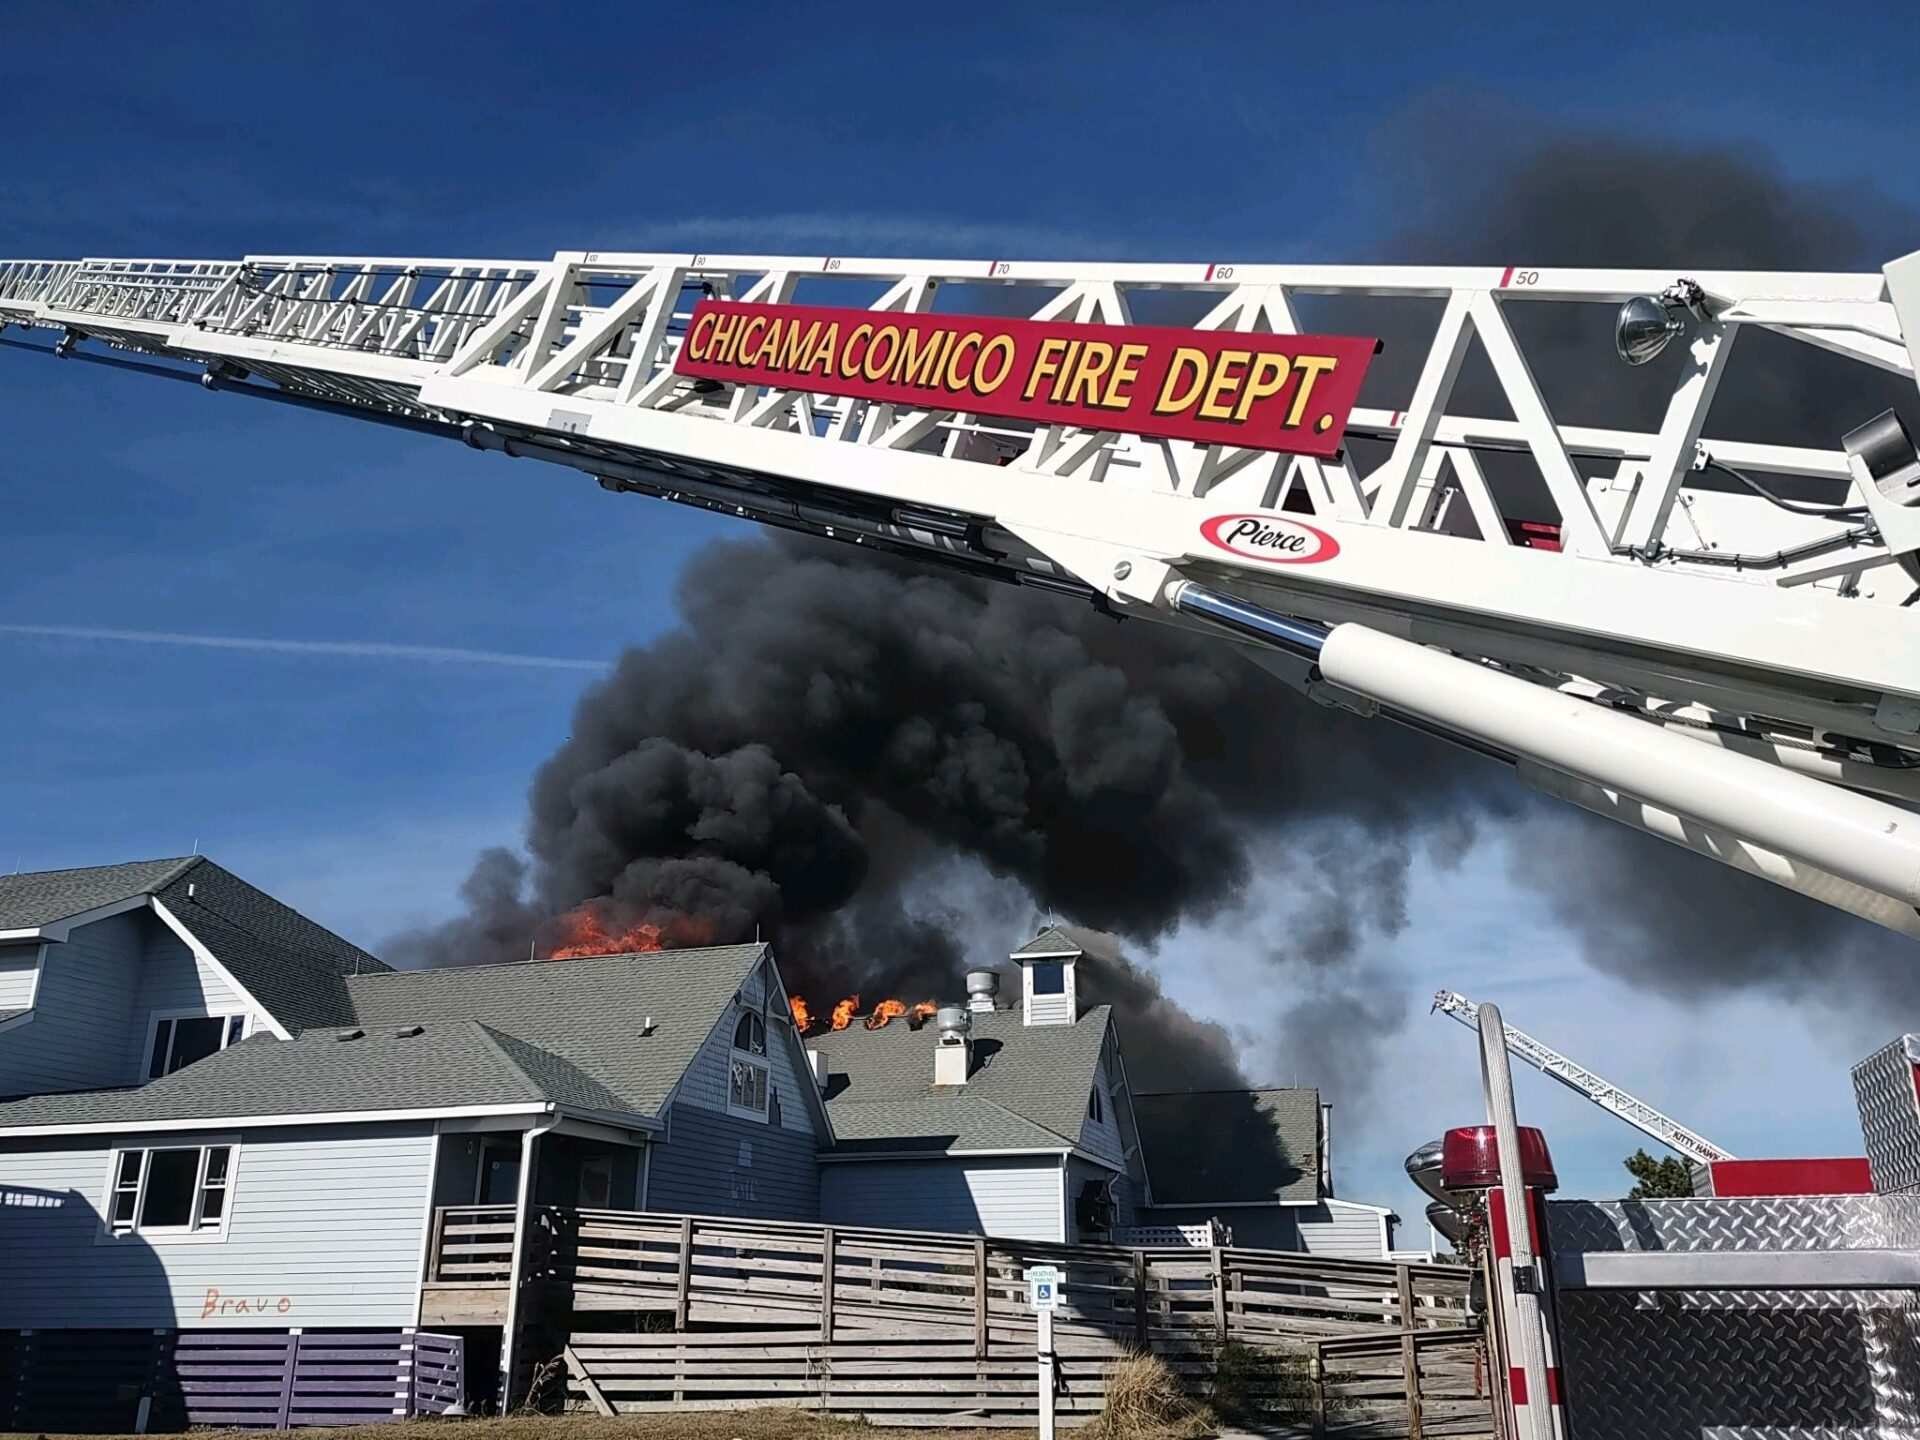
[[1546, 1194, 1908, 1252], [1557, 1290, 1908, 1440], [1853, 1034, 1920, 1195]]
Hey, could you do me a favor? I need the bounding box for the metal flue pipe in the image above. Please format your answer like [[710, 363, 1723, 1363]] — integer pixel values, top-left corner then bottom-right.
[[1168, 581, 1920, 914]]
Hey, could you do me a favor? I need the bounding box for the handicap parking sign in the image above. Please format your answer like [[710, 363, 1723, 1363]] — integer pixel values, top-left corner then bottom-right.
[[1026, 1264, 1062, 1311]]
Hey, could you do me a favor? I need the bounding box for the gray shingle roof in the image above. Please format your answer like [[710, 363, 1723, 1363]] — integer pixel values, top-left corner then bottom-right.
[[343, 944, 769, 1119], [0, 857, 388, 1033], [807, 1006, 1112, 1155], [154, 861, 387, 1030], [0, 857, 198, 929], [1134, 1089, 1322, 1205], [824, 1096, 1074, 1154], [0, 1023, 559, 1129], [0, 1009, 25, 1026], [0, 942, 773, 1133], [1012, 925, 1083, 958]]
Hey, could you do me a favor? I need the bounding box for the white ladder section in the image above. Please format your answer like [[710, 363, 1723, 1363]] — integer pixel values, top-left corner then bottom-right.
[[4, 247, 1920, 939], [1432, 990, 1735, 1165]]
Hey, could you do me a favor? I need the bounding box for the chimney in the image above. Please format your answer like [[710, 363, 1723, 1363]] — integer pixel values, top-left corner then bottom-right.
[[966, 969, 1001, 1013], [933, 1005, 972, 1086], [806, 1050, 829, 1091]]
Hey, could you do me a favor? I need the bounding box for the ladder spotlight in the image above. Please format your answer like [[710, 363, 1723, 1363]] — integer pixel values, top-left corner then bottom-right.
[[1614, 279, 1709, 366]]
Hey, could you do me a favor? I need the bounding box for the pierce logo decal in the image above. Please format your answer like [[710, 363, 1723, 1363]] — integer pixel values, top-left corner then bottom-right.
[[1200, 513, 1340, 565]]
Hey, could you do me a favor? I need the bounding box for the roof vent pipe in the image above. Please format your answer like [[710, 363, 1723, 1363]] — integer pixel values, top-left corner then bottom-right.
[[934, 1005, 972, 1087], [966, 969, 1000, 1013]]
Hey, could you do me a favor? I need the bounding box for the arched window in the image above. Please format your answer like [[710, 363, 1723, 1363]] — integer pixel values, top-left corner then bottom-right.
[[729, 1007, 770, 1120], [733, 1011, 766, 1056]]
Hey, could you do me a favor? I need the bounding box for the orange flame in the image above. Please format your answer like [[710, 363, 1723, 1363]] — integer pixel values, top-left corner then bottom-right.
[[789, 995, 813, 1032], [865, 999, 908, 1030], [910, 1001, 938, 1022], [545, 904, 664, 960], [829, 996, 859, 1031]]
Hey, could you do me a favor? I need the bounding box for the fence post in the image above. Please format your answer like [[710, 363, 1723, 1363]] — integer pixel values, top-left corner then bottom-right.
[[424, 1207, 446, 1282], [674, 1216, 694, 1331], [1398, 1267, 1424, 1440], [1211, 1246, 1228, 1343], [973, 1238, 989, 1359], [1310, 1345, 1327, 1440], [276, 1331, 301, 1431], [820, 1226, 837, 1343], [1132, 1250, 1148, 1349]]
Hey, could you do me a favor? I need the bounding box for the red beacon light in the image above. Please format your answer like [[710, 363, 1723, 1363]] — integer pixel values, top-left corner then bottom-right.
[[1441, 1125, 1559, 1193]]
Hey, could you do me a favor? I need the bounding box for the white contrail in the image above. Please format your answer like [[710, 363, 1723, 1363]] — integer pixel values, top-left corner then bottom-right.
[[0, 623, 610, 673]]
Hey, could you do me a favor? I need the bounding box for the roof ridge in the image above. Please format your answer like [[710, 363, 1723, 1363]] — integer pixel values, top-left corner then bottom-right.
[[973, 1093, 1082, 1149], [150, 855, 206, 891], [351, 940, 766, 981], [0, 855, 196, 884], [464, 1022, 557, 1101], [1136, 1085, 1318, 1098]]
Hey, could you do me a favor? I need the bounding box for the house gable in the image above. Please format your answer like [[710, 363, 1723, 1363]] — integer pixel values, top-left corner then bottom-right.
[[647, 954, 825, 1222]]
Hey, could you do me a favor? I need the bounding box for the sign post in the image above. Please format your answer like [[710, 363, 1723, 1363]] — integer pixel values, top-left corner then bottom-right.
[[1026, 1264, 1063, 1440]]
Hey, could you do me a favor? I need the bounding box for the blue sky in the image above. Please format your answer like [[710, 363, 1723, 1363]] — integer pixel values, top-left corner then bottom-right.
[[4, 1, 1917, 1222]]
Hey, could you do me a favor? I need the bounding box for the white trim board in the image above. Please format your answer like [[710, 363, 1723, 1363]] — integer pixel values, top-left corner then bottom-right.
[[0, 1101, 554, 1140], [0, 892, 150, 944]]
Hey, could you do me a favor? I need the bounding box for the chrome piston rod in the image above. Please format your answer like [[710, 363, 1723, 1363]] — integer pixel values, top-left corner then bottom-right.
[[1167, 580, 1920, 915]]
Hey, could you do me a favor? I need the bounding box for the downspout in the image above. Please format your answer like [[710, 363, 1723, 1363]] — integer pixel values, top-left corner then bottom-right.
[[497, 1109, 560, 1411]]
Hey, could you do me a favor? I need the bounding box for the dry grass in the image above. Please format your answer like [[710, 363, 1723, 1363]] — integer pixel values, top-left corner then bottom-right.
[[1081, 1352, 1214, 1440], [5, 1412, 1044, 1440]]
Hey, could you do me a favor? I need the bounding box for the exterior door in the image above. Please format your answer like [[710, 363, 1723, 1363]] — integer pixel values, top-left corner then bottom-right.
[[476, 1138, 521, 1206]]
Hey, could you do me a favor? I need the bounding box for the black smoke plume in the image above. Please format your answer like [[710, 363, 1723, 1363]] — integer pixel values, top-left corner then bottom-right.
[[390, 122, 1920, 1105]]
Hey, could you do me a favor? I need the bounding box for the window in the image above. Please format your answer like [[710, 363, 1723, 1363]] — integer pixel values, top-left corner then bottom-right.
[[147, 1013, 248, 1079], [577, 1156, 614, 1209], [106, 1144, 233, 1238], [1088, 1087, 1104, 1124], [728, 1006, 770, 1120], [1030, 961, 1066, 996], [733, 1012, 766, 1055]]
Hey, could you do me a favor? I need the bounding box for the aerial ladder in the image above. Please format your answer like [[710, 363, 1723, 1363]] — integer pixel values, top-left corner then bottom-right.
[[5, 246, 1920, 940], [1431, 988, 1734, 1165]]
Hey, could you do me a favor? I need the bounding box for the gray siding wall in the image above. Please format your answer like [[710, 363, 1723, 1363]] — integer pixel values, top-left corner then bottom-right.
[[646, 1106, 818, 1221], [0, 1122, 435, 1328], [672, 961, 818, 1142], [1075, 1044, 1124, 1167], [1295, 1201, 1390, 1260], [820, 1156, 1064, 1242], [0, 915, 144, 1096], [122, 929, 252, 1079], [651, 955, 827, 1223], [0, 945, 40, 1010]]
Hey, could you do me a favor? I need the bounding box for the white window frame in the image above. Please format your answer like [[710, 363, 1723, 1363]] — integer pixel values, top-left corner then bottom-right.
[[143, 1007, 251, 1080], [97, 1137, 240, 1245], [726, 1008, 771, 1122]]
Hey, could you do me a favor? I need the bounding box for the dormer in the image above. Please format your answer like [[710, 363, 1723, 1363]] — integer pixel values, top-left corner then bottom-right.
[[1012, 926, 1081, 1027]]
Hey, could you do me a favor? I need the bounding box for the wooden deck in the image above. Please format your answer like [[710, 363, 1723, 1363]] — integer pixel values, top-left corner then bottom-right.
[[419, 1204, 1492, 1435]]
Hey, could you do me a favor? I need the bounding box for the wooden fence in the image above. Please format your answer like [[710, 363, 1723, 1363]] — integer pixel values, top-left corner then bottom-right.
[[0, 1328, 464, 1432], [450, 1206, 1489, 1435]]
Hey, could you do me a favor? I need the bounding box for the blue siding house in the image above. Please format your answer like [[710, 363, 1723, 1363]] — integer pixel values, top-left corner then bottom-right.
[[807, 930, 1151, 1244], [0, 858, 831, 1383], [0, 861, 1393, 1410]]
